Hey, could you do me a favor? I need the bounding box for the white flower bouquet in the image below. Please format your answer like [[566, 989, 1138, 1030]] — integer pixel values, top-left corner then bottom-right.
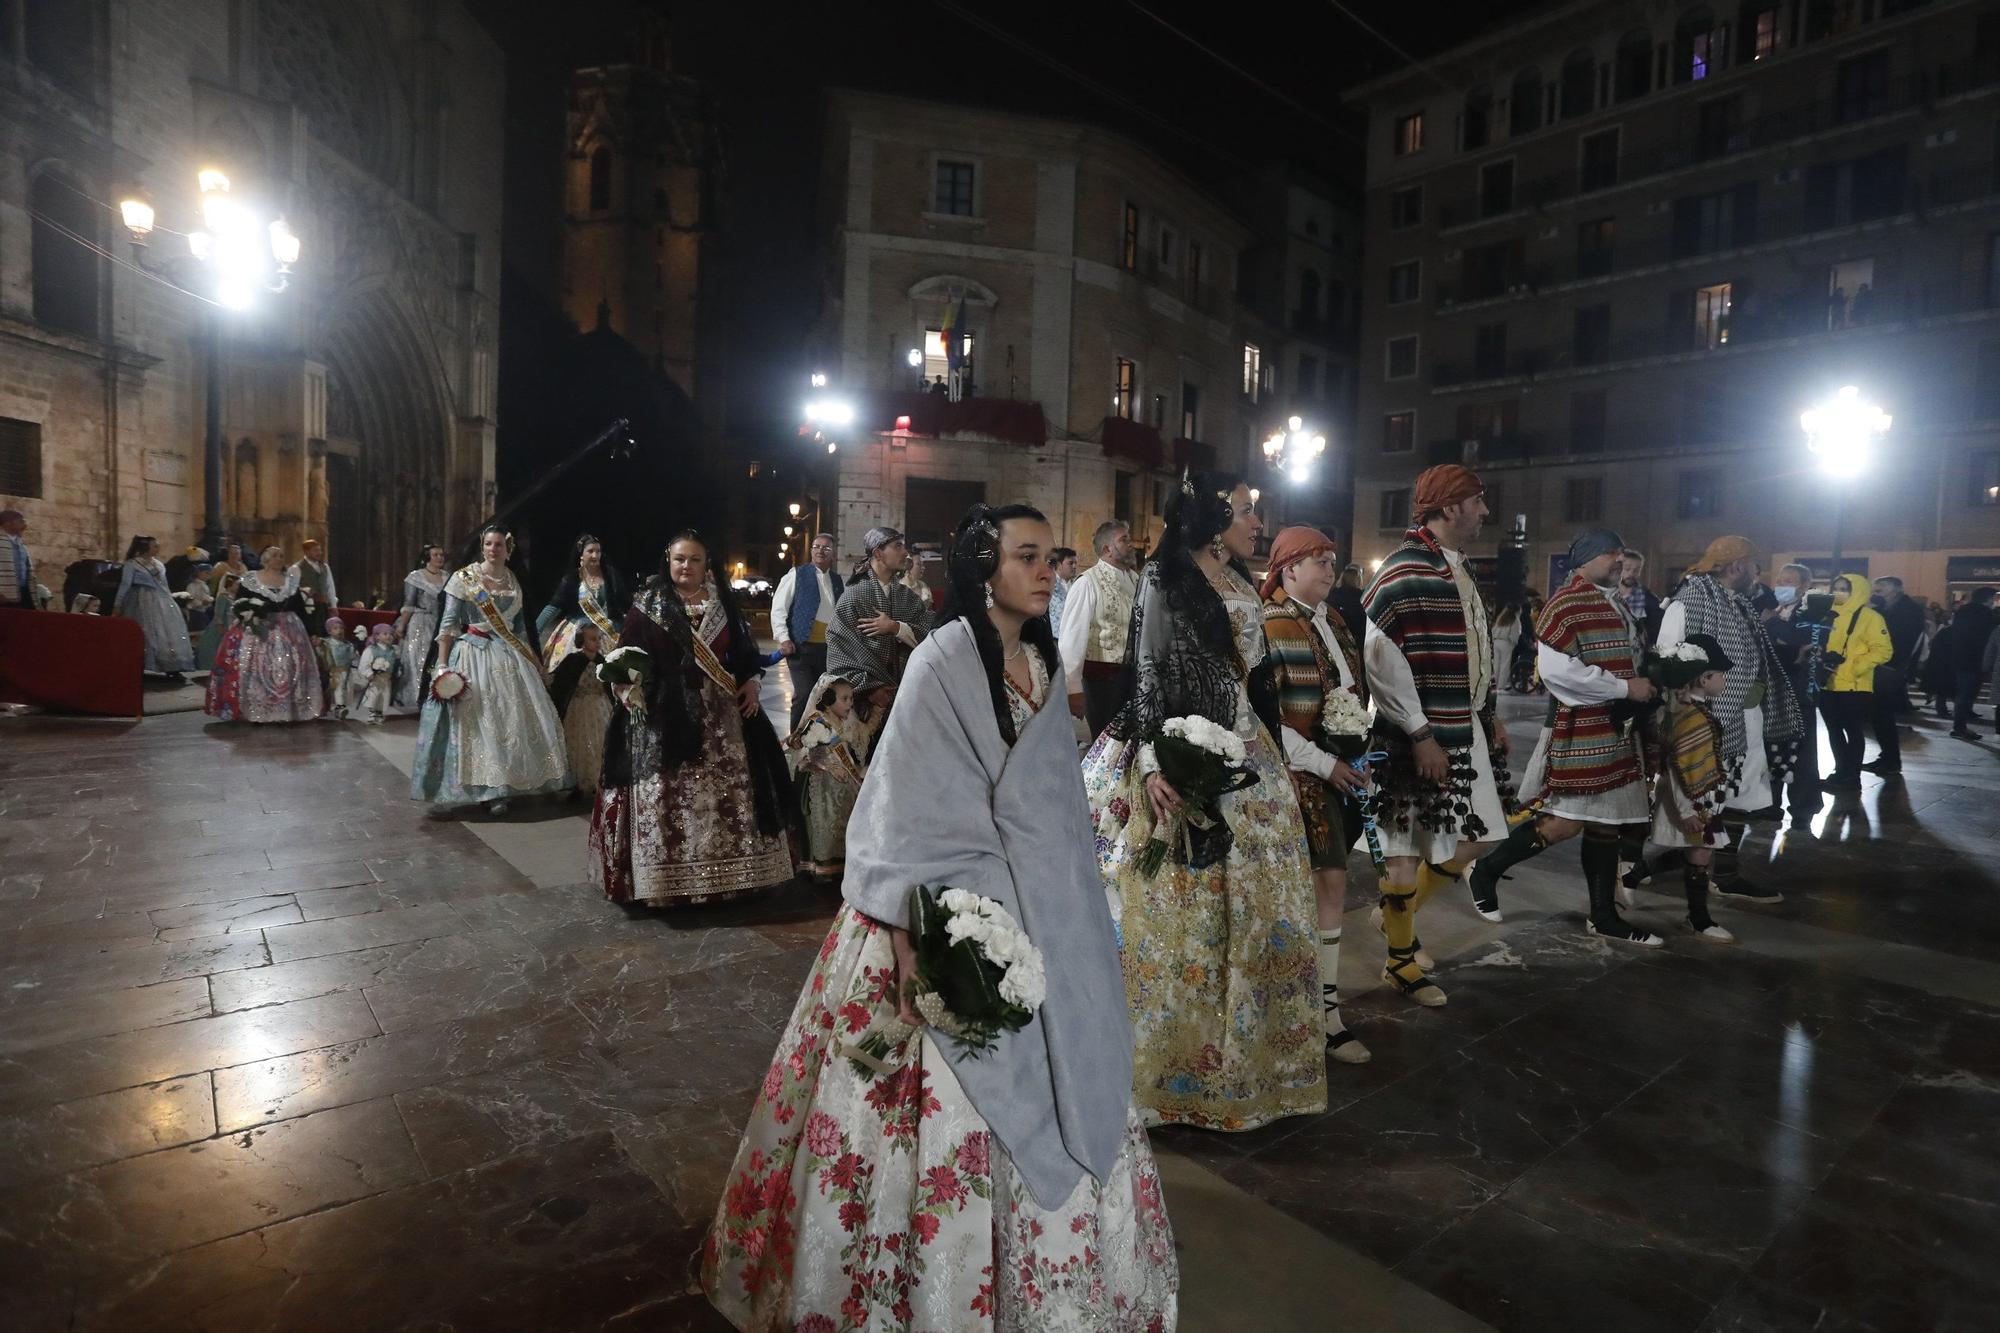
[[1135, 714, 1259, 876], [846, 885, 1044, 1076], [430, 668, 468, 703], [1317, 684, 1372, 756], [594, 644, 654, 687]]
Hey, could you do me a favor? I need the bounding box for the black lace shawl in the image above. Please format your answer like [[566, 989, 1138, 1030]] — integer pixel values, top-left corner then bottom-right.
[[1106, 560, 1282, 747], [537, 566, 631, 636], [599, 578, 794, 838]]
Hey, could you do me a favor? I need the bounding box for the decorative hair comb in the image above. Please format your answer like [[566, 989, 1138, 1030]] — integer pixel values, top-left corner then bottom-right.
[[1179, 468, 1196, 498]]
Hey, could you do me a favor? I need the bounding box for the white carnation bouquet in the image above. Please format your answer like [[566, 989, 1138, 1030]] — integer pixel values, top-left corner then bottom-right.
[[845, 885, 1045, 1075], [1318, 685, 1372, 752], [1134, 714, 1258, 876]]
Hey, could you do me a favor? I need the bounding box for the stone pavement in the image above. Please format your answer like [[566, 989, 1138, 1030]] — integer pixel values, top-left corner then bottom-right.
[[1, 668, 1997, 1331]]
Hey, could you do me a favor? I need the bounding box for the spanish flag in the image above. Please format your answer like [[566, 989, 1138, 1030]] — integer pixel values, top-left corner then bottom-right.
[[942, 296, 968, 371]]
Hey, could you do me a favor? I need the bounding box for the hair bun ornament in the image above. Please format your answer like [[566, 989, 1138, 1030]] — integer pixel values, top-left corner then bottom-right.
[[1179, 468, 1196, 498], [952, 506, 1003, 578]]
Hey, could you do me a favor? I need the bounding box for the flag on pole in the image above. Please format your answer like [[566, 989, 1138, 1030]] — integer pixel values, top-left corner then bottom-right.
[[944, 297, 968, 372]]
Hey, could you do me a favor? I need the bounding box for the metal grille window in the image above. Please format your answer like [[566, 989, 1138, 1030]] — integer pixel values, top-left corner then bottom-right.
[[0, 418, 43, 498], [935, 160, 976, 216]]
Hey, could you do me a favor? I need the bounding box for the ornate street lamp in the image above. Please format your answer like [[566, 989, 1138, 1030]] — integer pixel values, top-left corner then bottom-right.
[[1261, 415, 1327, 485], [1800, 385, 1891, 574], [119, 168, 302, 552]]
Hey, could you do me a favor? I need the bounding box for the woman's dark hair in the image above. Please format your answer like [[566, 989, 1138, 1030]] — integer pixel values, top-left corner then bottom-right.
[[124, 534, 156, 561], [1832, 574, 1856, 595], [659, 528, 709, 578], [936, 503, 1060, 745], [416, 542, 446, 568], [1149, 470, 1251, 667], [570, 532, 604, 567], [475, 524, 513, 558]]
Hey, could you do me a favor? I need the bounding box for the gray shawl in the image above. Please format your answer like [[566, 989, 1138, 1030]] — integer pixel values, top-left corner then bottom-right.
[[826, 575, 934, 692], [842, 619, 1133, 1209], [1672, 574, 1802, 758]]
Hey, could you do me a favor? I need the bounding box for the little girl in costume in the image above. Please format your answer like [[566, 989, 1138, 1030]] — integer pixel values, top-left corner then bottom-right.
[[548, 622, 614, 794], [357, 624, 401, 723], [320, 616, 357, 720], [1648, 632, 1739, 944], [786, 677, 868, 881]]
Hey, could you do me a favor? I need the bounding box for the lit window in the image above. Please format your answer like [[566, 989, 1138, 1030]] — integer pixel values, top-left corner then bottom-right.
[[1242, 343, 1262, 399], [1121, 203, 1140, 272], [1114, 358, 1136, 419], [1383, 412, 1415, 453], [1695, 282, 1732, 348], [1752, 9, 1781, 60], [934, 160, 976, 216], [923, 327, 975, 384], [1393, 112, 1425, 156]]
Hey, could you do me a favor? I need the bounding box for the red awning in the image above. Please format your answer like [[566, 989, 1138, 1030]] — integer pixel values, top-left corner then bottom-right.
[[1100, 416, 1165, 468]]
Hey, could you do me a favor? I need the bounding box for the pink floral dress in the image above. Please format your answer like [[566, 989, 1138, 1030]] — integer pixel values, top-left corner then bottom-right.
[[703, 656, 1179, 1332]]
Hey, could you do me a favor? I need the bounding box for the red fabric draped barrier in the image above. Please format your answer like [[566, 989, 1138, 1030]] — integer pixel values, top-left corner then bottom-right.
[[869, 392, 1049, 448], [0, 608, 145, 717], [1100, 416, 1166, 468]]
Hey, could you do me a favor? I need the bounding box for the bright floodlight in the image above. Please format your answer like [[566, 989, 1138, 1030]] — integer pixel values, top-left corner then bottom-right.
[[1800, 385, 1891, 480], [197, 168, 230, 195], [1287, 415, 1303, 432], [788, 502, 802, 518], [268, 218, 300, 266], [118, 198, 155, 238], [1289, 461, 1312, 484], [906, 348, 923, 368], [215, 279, 255, 310], [810, 371, 828, 388], [805, 398, 854, 427]]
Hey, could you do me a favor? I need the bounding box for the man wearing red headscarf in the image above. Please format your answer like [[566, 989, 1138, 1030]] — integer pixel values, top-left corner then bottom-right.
[[1360, 465, 1511, 1007]]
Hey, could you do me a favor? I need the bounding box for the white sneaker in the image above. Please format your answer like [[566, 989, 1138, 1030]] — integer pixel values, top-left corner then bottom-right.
[[1586, 920, 1665, 948], [1688, 918, 1737, 944]]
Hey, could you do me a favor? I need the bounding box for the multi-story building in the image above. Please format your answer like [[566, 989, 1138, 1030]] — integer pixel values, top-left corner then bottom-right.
[[1236, 169, 1363, 542], [0, 0, 504, 597], [807, 90, 1263, 569], [1350, 0, 2000, 602]]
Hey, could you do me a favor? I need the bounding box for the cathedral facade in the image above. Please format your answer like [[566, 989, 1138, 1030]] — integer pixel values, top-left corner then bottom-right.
[[0, 0, 502, 599]]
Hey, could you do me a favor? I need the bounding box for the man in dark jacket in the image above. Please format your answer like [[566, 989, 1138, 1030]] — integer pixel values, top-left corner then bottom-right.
[[1950, 588, 1997, 740], [1865, 575, 1927, 775]]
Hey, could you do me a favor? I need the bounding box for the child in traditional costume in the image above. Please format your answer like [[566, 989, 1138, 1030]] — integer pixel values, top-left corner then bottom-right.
[[357, 624, 401, 723], [548, 622, 614, 794], [1648, 633, 1739, 944], [786, 677, 868, 880], [320, 616, 358, 719]]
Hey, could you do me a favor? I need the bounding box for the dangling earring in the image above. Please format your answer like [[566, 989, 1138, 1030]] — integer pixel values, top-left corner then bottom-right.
[[983, 585, 995, 609], [1209, 538, 1225, 560]]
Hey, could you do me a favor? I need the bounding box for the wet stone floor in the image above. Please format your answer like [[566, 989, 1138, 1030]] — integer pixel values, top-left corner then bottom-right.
[[1, 686, 1998, 1331]]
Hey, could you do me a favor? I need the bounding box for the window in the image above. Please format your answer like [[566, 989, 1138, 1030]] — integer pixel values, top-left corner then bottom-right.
[[1474, 322, 1508, 378], [1577, 217, 1616, 278], [1570, 390, 1608, 453], [1580, 128, 1619, 191], [1573, 303, 1610, 365], [1291, 356, 1316, 399], [1114, 472, 1134, 524], [1390, 186, 1423, 229], [1387, 260, 1421, 305], [1186, 240, 1204, 296], [1464, 237, 1524, 300], [1977, 341, 2000, 419], [1113, 358, 1136, 419], [1158, 223, 1177, 268], [934, 159, 977, 216], [1462, 90, 1493, 150], [1564, 476, 1604, 522], [1484, 483, 1504, 523], [30, 172, 99, 338], [1672, 184, 1757, 257], [1804, 147, 1906, 229], [1751, 8, 1782, 60], [923, 327, 975, 384], [25, 0, 94, 95], [1383, 411, 1415, 453], [1696, 95, 1744, 159], [1835, 51, 1891, 124], [1242, 343, 1262, 398], [1827, 257, 1875, 329], [1510, 68, 1544, 135], [1480, 160, 1515, 217], [1560, 51, 1596, 120], [0, 418, 43, 498], [1695, 281, 1733, 348], [1298, 268, 1321, 327], [1614, 30, 1652, 102], [588, 147, 612, 212], [1690, 27, 1726, 81], [1973, 450, 2000, 506], [1393, 111, 1426, 155], [1678, 468, 1724, 519], [1379, 488, 1413, 530], [1121, 202, 1140, 272], [1181, 383, 1200, 439], [1385, 336, 1418, 381]]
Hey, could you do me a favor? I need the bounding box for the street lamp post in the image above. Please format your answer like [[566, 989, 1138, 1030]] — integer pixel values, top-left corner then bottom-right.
[[1800, 385, 1892, 577], [120, 170, 299, 553]]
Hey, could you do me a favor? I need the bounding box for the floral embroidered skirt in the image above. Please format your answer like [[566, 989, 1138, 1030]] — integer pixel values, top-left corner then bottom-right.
[[1083, 722, 1327, 1133], [703, 906, 1178, 1333], [204, 613, 324, 723], [590, 675, 793, 906]]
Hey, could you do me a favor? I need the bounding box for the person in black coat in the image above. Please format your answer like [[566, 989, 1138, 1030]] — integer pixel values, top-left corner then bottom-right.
[[1949, 589, 1997, 739], [1866, 576, 1927, 774]]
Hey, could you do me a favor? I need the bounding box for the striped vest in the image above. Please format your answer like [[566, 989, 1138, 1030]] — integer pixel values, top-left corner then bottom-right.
[[1535, 574, 1643, 796]]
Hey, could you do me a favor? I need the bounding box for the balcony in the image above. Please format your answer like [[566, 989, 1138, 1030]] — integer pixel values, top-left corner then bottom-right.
[[868, 391, 1049, 447], [1434, 59, 1999, 234], [1431, 349, 1549, 387], [1427, 434, 1539, 466]]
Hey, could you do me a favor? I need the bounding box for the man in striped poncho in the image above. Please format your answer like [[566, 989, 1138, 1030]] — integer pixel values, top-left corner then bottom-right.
[[1361, 464, 1511, 1008], [1467, 529, 1667, 945]]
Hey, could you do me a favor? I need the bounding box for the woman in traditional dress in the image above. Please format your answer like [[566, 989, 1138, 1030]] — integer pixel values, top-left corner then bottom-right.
[[114, 535, 195, 680], [703, 503, 1178, 1331], [1082, 472, 1327, 1132], [391, 543, 450, 710], [591, 530, 794, 906], [785, 676, 868, 881], [193, 568, 239, 674], [410, 525, 572, 815], [535, 532, 629, 677], [548, 622, 614, 795], [207, 541, 249, 595], [204, 545, 325, 723]]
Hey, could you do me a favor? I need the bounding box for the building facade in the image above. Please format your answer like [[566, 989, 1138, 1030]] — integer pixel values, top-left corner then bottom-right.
[[1350, 0, 2000, 602], [809, 90, 1268, 570], [0, 0, 502, 599]]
